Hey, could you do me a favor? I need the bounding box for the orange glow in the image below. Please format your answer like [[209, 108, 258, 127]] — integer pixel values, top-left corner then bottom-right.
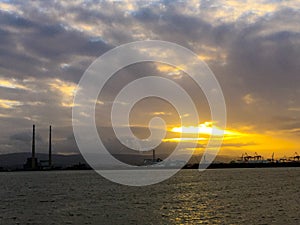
[[163, 137, 207, 143], [170, 122, 245, 137], [49, 79, 77, 107], [0, 99, 22, 109], [161, 121, 298, 158], [0, 77, 29, 90]]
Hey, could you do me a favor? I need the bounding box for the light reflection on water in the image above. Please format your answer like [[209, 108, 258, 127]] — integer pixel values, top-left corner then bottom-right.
[[0, 168, 299, 224]]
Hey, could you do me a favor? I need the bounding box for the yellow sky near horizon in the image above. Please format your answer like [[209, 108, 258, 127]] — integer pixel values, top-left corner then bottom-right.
[[163, 122, 299, 159]]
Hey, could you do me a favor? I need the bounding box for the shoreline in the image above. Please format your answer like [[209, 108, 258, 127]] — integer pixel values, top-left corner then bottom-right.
[[1, 161, 300, 172]]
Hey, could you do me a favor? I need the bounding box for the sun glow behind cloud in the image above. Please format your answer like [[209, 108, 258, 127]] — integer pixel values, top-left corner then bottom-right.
[[0, 2, 21, 14], [170, 122, 245, 137], [48, 79, 77, 107], [0, 77, 29, 90], [173, 125, 296, 158], [160, 121, 299, 157], [162, 122, 245, 144], [0, 99, 23, 109]]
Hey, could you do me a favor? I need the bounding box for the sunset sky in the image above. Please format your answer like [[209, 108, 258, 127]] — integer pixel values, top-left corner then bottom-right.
[[0, 0, 300, 159]]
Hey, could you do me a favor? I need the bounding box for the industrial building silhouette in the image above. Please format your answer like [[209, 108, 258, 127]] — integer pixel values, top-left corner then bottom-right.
[[23, 125, 52, 170]]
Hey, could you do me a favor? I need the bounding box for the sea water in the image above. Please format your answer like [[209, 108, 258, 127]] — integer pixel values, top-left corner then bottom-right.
[[0, 168, 299, 224]]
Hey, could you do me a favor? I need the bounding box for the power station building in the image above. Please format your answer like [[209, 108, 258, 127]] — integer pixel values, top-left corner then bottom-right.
[[23, 125, 53, 170]]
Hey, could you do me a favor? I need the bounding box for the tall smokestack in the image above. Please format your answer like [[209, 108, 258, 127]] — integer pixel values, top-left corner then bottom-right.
[[49, 125, 52, 167], [32, 124, 36, 169], [152, 149, 155, 162]]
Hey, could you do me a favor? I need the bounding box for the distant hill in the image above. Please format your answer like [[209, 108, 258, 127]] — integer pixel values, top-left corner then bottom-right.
[[0, 152, 157, 169], [0, 152, 86, 169], [0, 152, 233, 169]]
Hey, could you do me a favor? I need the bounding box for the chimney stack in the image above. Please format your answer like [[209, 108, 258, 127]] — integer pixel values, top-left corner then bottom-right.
[[32, 124, 36, 169], [152, 149, 155, 162], [49, 125, 52, 167]]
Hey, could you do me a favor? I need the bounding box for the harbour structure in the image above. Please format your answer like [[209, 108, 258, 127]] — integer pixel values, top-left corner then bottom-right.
[[289, 152, 300, 161], [233, 152, 271, 164], [276, 152, 300, 163], [143, 149, 185, 167], [232, 152, 300, 164]]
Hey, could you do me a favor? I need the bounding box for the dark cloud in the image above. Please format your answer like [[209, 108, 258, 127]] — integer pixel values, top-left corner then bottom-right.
[[10, 132, 42, 143], [0, 0, 300, 155]]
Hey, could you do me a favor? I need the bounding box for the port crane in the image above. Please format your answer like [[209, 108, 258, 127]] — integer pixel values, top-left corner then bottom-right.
[[293, 152, 300, 161], [253, 152, 263, 160]]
